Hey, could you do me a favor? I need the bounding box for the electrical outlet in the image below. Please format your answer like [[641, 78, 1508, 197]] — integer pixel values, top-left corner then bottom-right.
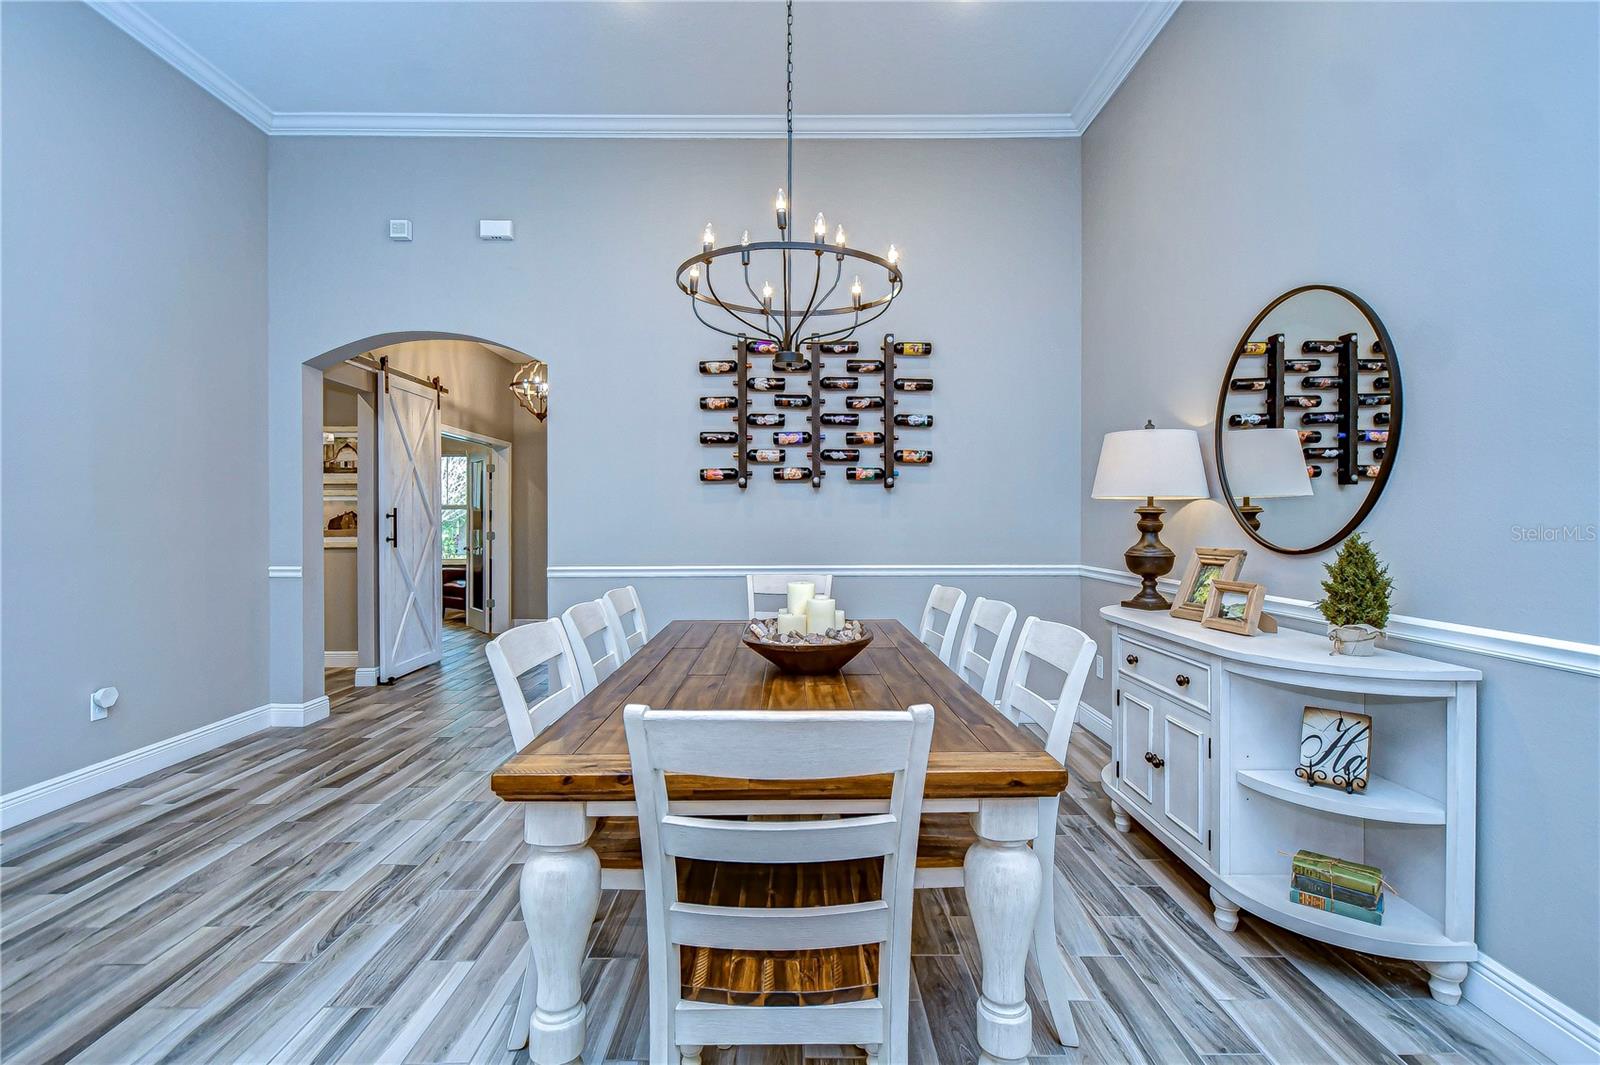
[[1095, 654, 1104, 679], [89, 686, 118, 722]]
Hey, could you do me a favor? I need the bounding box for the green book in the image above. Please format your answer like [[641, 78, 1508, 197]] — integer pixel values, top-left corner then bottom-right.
[[1293, 872, 1381, 910], [1290, 887, 1384, 925], [1291, 849, 1383, 897]]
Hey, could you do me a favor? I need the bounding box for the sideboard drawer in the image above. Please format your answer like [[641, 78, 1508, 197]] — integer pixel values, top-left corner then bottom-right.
[[1117, 635, 1209, 711]]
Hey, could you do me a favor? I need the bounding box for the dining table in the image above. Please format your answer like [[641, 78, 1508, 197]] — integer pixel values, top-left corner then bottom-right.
[[490, 618, 1068, 1065]]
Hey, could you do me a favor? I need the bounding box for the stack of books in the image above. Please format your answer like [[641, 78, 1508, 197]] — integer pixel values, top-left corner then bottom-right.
[[1290, 849, 1384, 925]]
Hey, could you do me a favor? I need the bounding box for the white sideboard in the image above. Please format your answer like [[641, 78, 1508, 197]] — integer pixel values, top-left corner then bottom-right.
[[1099, 605, 1482, 1004]]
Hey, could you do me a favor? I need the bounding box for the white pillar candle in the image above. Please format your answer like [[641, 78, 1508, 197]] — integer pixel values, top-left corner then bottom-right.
[[806, 597, 836, 634], [786, 581, 816, 617], [834, 609, 846, 629], [776, 610, 806, 636]]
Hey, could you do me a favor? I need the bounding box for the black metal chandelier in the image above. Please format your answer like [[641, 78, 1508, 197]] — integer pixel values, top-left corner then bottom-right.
[[673, 1, 904, 365]]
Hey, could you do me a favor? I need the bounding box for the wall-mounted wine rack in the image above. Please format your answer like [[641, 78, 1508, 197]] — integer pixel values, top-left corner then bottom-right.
[[698, 333, 933, 491], [1227, 331, 1391, 485]]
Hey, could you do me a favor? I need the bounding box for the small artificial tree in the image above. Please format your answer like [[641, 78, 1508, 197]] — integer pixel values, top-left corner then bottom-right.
[[1317, 533, 1394, 631]]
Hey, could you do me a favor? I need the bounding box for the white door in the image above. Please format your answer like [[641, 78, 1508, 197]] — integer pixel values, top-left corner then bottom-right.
[[378, 373, 442, 680]]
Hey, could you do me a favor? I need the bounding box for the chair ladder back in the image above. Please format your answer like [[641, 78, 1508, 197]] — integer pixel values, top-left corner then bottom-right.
[[604, 585, 649, 656], [918, 584, 968, 665], [745, 572, 833, 620], [484, 619, 584, 750], [561, 599, 626, 691], [954, 597, 1018, 702], [998, 617, 1097, 764]]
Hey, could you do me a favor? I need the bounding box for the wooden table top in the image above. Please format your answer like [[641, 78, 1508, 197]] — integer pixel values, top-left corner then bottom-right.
[[490, 619, 1067, 803]]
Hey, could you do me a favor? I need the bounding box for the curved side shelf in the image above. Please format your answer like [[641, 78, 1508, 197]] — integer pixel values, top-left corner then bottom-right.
[[1218, 874, 1476, 962], [1236, 768, 1445, 825]]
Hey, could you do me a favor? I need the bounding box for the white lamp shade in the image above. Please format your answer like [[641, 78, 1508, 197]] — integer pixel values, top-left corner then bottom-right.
[[1226, 428, 1314, 499], [1092, 427, 1210, 501]]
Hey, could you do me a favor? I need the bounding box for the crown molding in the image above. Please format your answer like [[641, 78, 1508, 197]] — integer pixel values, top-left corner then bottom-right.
[[87, 1, 274, 131], [1071, 0, 1181, 133], [264, 112, 1081, 139]]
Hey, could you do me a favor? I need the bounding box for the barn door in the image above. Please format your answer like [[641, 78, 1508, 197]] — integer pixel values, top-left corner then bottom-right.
[[377, 372, 442, 680]]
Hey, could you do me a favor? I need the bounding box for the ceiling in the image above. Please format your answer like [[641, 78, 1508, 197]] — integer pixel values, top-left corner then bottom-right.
[[90, 0, 1178, 137]]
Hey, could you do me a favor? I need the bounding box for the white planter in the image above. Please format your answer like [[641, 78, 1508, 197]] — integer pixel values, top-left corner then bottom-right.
[[1329, 623, 1383, 656]]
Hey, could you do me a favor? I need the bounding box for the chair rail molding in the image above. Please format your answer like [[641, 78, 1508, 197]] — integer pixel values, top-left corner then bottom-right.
[[548, 563, 1079, 580], [268, 565, 303, 579]]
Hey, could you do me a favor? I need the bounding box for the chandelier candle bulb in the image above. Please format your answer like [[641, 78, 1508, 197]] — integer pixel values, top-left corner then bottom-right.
[[852, 276, 863, 309], [775, 188, 787, 229], [688, 265, 700, 294], [701, 223, 715, 253], [834, 224, 847, 248], [813, 212, 827, 243]]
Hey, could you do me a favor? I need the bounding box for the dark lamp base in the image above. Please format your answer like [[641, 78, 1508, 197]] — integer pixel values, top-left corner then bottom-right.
[[1119, 500, 1177, 611]]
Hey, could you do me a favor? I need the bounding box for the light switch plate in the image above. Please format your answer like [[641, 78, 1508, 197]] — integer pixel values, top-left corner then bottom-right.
[[1095, 654, 1104, 679], [478, 219, 514, 241]]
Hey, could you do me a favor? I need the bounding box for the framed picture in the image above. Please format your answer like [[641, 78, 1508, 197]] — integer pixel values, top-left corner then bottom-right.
[[1201, 579, 1267, 635], [1170, 547, 1246, 621], [1296, 705, 1372, 793]]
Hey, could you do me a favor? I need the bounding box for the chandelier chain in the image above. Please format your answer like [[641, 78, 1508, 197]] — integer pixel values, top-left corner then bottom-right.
[[785, 0, 794, 211]]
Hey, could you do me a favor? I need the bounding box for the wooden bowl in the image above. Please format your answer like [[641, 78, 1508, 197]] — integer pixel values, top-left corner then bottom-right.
[[742, 632, 873, 675]]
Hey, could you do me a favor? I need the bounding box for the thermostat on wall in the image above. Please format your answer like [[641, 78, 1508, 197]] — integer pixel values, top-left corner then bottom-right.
[[388, 219, 412, 241], [479, 219, 515, 241]]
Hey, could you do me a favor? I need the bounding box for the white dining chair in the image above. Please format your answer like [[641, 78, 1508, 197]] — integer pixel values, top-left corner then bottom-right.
[[561, 599, 628, 691], [603, 585, 649, 658], [918, 584, 967, 665], [952, 596, 1018, 702], [746, 572, 833, 619], [484, 619, 589, 1051], [625, 703, 934, 1065]]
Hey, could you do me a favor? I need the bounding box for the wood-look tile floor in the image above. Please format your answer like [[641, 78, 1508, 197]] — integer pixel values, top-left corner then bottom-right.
[[1, 623, 1546, 1065]]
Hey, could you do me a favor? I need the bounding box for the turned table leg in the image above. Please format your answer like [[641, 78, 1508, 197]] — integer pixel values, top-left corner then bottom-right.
[[1209, 887, 1241, 932], [965, 798, 1043, 1065], [1423, 961, 1469, 1005], [521, 805, 601, 1065]]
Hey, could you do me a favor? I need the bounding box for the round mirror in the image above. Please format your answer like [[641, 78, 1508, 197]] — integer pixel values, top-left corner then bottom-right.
[[1215, 285, 1401, 555]]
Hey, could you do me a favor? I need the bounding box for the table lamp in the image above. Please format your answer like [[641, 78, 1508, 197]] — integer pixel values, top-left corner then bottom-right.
[[1225, 428, 1313, 532], [1092, 421, 1210, 609]]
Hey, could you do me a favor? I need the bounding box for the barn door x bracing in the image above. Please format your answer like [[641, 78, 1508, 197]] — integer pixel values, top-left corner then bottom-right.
[[377, 372, 442, 681]]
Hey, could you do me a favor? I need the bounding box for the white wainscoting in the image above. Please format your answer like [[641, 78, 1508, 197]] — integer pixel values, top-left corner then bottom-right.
[[0, 696, 330, 830]]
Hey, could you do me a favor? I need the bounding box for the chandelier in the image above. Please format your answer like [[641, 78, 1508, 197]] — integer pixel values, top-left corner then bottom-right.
[[673, 0, 903, 365], [510, 359, 548, 421]]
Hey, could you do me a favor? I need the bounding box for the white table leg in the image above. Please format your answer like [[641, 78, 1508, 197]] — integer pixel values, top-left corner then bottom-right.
[[965, 798, 1043, 1065], [521, 805, 600, 1065]]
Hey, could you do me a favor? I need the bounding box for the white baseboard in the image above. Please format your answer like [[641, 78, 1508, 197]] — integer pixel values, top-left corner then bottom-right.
[[1464, 954, 1600, 1064], [0, 696, 331, 830], [324, 651, 359, 669], [1077, 700, 1112, 745], [354, 667, 379, 687]]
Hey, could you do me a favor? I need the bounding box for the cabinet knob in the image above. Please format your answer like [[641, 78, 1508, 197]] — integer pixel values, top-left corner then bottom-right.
[[1176, 674, 1190, 687], [1125, 654, 1139, 666], [1150, 754, 1165, 769]]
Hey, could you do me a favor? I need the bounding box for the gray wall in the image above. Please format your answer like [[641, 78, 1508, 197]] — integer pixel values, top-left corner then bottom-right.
[[267, 137, 1082, 693], [1079, 0, 1599, 1023], [512, 413, 548, 620], [1, 2, 270, 790]]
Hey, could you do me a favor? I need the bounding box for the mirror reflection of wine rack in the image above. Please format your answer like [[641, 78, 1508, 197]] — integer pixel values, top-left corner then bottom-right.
[[698, 333, 933, 491], [1227, 333, 1391, 485]]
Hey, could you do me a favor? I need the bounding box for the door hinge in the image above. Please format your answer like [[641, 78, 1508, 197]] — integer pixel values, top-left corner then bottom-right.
[[487, 598, 496, 609], [487, 530, 496, 542], [487, 463, 495, 475]]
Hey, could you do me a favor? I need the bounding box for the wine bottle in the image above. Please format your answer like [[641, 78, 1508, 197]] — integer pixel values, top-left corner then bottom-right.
[[773, 466, 813, 482], [1298, 430, 1323, 444], [746, 448, 785, 463], [1301, 412, 1340, 424], [821, 412, 859, 426], [776, 358, 813, 373], [1358, 359, 1386, 372], [847, 431, 884, 446], [1373, 411, 1391, 425], [1239, 341, 1270, 356], [821, 448, 860, 463], [1301, 376, 1343, 389], [1284, 359, 1322, 373], [700, 431, 740, 445], [894, 449, 933, 464], [847, 359, 884, 374], [747, 377, 786, 391], [1358, 464, 1383, 479], [1230, 379, 1269, 392], [775, 394, 812, 408], [1229, 412, 1274, 428], [700, 396, 737, 411], [1372, 447, 1387, 461], [891, 341, 933, 355], [700, 468, 738, 482], [699, 360, 738, 375], [1305, 446, 1342, 460], [747, 412, 785, 426], [1284, 395, 1323, 409], [894, 413, 933, 428], [1372, 376, 1391, 390], [845, 396, 885, 410], [1302, 339, 1343, 354], [820, 376, 859, 391], [845, 466, 885, 482], [894, 377, 934, 392], [774, 431, 812, 446], [813, 340, 858, 354], [1357, 394, 1390, 407], [1357, 429, 1388, 443], [1306, 465, 1324, 478], [745, 339, 779, 354]]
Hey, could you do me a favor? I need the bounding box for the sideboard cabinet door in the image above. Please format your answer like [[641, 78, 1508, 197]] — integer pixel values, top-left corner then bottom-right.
[[1160, 701, 1212, 865], [1115, 683, 1158, 815]]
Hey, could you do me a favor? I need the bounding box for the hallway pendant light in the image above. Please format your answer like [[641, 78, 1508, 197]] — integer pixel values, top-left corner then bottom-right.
[[672, 0, 904, 364], [510, 359, 549, 421]]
